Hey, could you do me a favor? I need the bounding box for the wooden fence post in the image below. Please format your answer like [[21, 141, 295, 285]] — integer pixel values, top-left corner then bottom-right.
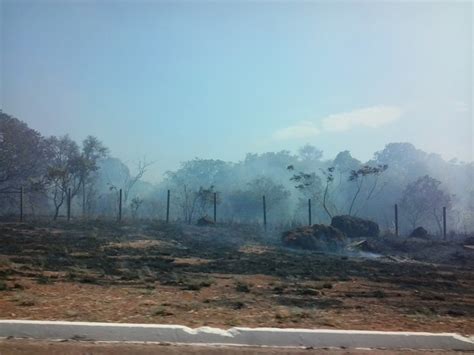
[[262, 195, 267, 232], [118, 189, 122, 222], [308, 198, 312, 226], [20, 187, 24, 222], [82, 181, 86, 218], [67, 188, 71, 222], [443, 206, 447, 240], [166, 190, 170, 223], [395, 204, 399, 237], [213, 192, 217, 223]]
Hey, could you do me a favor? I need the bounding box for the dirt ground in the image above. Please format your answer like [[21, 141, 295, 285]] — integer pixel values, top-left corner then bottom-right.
[[0, 339, 468, 355], [0, 221, 473, 335]]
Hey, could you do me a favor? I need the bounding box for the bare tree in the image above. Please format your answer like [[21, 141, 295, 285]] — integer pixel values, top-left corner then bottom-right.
[[123, 159, 153, 206], [289, 166, 336, 219], [130, 196, 144, 220], [107, 158, 153, 217], [46, 136, 82, 219], [347, 164, 388, 216]]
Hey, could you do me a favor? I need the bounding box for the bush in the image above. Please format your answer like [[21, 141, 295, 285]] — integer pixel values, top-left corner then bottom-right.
[[331, 215, 379, 238]]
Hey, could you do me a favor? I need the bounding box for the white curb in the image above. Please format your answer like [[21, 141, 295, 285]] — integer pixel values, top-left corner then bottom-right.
[[0, 320, 473, 350]]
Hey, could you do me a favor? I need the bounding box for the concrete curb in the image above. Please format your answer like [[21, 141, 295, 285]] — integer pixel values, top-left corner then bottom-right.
[[0, 320, 473, 350]]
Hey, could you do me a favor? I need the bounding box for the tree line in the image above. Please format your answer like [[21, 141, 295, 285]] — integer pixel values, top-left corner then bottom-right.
[[1, 111, 473, 235]]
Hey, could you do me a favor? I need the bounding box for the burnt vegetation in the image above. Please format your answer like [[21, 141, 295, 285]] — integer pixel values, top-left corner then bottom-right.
[[0, 111, 474, 332], [0, 220, 472, 332]]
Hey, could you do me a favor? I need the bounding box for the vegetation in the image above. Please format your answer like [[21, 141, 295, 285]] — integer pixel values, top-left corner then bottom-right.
[[1, 111, 473, 236]]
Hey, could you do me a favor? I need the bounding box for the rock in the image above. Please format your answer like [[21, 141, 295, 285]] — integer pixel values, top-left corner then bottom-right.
[[349, 239, 376, 253], [196, 216, 215, 226], [282, 224, 346, 252], [409, 226, 429, 239], [331, 215, 379, 238]]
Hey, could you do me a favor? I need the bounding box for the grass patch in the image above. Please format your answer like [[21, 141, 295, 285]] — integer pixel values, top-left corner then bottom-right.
[[182, 276, 214, 291], [275, 307, 311, 323]]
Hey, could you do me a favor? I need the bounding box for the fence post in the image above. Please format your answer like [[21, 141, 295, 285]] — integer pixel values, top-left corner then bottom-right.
[[82, 181, 86, 218], [67, 188, 71, 222], [308, 198, 312, 226], [118, 189, 122, 222], [166, 190, 170, 223], [20, 187, 24, 222], [394, 204, 399, 237], [443, 206, 447, 240], [262, 195, 267, 232], [213, 192, 217, 223]]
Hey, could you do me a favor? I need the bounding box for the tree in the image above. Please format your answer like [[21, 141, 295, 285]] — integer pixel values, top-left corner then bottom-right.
[[130, 196, 144, 220], [289, 166, 335, 219], [46, 135, 82, 219], [0, 112, 49, 193], [172, 184, 217, 224], [227, 177, 290, 223], [46, 135, 109, 219], [79, 136, 108, 216], [122, 159, 153, 206], [166, 159, 231, 189], [399, 175, 452, 234], [164, 159, 230, 223], [347, 164, 388, 216], [195, 186, 218, 218], [107, 158, 153, 217], [298, 144, 323, 163]]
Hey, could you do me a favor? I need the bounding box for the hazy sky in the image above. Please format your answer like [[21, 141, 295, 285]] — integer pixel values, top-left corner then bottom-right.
[[1, 0, 472, 182]]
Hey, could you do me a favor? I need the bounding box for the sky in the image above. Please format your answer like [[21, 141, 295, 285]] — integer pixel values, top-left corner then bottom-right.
[[1, 0, 472, 182]]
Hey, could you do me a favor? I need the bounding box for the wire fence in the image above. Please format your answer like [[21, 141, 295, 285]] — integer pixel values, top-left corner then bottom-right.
[[0, 187, 451, 239]]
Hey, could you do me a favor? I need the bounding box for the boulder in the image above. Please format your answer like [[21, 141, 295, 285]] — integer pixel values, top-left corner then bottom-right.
[[196, 216, 215, 226], [409, 226, 429, 239], [331, 215, 379, 238], [282, 224, 346, 252]]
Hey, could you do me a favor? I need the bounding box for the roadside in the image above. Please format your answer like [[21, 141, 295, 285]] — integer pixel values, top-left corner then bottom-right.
[[0, 339, 469, 355]]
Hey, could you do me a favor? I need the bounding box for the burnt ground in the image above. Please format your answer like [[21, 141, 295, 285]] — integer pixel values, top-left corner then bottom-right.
[[0, 220, 473, 335]]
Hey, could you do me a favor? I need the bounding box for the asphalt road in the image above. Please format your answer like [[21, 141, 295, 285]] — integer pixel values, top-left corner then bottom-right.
[[0, 339, 469, 355], [0, 321, 472, 353]]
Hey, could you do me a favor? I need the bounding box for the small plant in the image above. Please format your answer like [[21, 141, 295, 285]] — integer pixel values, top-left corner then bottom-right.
[[14, 293, 37, 306], [275, 307, 310, 322], [273, 285, 285, 294], [37, 275, 53, 284], [0, 256, 12, 268], [296, 287, 320, 296], [235, 281, 251, 293], [0, 280, 7, 291], [152, 306, 174, 317], [373, 290, 386, 298], [13, 283, 24, 290], [79, 275, 98, 284], [232, 301, 245, 310]]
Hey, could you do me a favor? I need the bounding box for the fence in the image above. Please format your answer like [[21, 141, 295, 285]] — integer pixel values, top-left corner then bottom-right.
[[0, 186, 451, 239]]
